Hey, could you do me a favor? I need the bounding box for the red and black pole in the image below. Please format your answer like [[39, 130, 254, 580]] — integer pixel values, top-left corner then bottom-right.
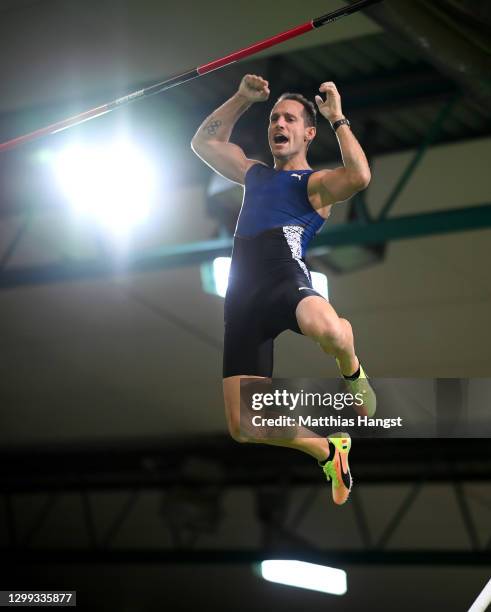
[[0, 0, 382, 153]]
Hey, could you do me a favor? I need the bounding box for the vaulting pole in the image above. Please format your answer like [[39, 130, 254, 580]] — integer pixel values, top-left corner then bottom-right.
[[0, 0, 382, 153]]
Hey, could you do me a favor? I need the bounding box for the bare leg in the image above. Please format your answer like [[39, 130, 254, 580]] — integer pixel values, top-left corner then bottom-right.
[[296, 294, 376, 417], [296, 295, 359, 376], [222, 298, 361, 460], [223, 375, 331, 461]]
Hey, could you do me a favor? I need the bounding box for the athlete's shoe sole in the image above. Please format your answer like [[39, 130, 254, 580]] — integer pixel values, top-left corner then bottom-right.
[[321, 433, 352, 505], [337, 360, 377, 418]]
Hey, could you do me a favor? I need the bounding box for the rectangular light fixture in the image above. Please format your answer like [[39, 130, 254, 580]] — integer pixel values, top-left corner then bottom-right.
[[259, 560, 347, 595]]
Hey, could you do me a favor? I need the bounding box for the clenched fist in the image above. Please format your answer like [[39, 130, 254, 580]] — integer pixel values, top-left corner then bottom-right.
[[315, 81, 344, 123], [238, 74, 270, 103]]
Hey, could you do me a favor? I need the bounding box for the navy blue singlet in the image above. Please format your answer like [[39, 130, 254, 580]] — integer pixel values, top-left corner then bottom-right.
[[236, 163, 325, 254]]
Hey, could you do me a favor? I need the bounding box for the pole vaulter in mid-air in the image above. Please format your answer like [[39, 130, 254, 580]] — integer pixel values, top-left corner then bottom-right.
[[192, 73, 376, 506]]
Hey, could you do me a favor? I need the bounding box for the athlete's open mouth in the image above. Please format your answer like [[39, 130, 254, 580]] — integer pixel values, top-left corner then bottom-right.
[[273, 134, 289, 144]]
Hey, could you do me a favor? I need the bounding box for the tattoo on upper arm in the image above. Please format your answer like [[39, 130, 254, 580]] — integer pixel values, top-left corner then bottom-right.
[[204, 119, 222, 135]]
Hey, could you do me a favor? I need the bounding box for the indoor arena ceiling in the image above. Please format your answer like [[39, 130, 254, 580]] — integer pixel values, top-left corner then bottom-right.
[[0, 0, 489, 217]]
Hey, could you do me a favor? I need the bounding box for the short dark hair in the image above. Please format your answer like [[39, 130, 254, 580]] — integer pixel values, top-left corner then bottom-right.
[[275, 93, 317, 128]]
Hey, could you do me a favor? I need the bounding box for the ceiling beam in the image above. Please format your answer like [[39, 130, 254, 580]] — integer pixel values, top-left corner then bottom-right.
[[4, 548, 491, 566], [0, 203, 489, 289], [1, 437, 490, 492]]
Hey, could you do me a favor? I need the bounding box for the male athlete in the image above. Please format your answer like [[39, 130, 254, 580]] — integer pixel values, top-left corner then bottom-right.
[[191, 74, 376, 505]]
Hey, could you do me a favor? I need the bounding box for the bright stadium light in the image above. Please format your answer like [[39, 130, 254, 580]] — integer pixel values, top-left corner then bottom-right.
[[52, 141, 157, 236], [260, 560, 347, 596], [201, 257, 328, 300]]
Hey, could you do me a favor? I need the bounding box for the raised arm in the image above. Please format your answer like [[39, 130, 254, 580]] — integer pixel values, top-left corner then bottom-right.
[[309, 81, 371, 206], [191, 74, 270, 185]]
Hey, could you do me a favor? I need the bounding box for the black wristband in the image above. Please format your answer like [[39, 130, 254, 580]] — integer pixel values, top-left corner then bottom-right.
[[332, 118, 350, 132]]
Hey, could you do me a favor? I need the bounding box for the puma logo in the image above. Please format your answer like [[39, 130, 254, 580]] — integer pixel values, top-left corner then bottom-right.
[[291, 173, 303, 181]]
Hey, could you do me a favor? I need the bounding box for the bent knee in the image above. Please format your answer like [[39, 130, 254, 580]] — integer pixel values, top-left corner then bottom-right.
[[339, 317, 352, 332], [229, 425, 248, 443], [227, 417, 250, 443], [304, 315, 345, 345]]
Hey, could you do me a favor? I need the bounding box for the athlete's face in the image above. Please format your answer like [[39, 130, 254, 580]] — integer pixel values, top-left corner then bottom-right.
[[268, 100, 315, 160]]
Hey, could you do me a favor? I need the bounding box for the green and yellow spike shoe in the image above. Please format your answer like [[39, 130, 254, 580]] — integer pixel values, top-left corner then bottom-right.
[[337, 359, 377, 418], [320, 434, 352, 506]]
